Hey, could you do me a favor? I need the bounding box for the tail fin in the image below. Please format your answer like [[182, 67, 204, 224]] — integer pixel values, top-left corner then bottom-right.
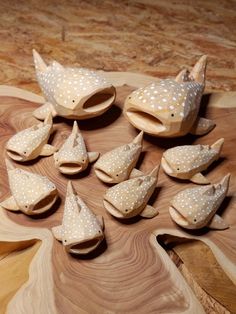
[[132, 131, 143, 146], [189, 55, 207, 84], [148, 164, 159, 178], [219, 173, 230, 192], [211, 138, 224, 155], [33, 49, 47, 72]]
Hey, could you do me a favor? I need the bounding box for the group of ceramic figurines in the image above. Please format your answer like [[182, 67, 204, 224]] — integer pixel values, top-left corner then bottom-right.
[[0, 50, 230, 256]]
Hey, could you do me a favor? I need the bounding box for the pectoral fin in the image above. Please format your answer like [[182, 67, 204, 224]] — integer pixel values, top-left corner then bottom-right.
[[208, 214, 229, 230], [88, 152, 100, 163], [140, 205, 159, 218], [52, 225, 63, 241], [40, 144, 57, 156], [190, 173, 210, 184], [190, 117, 216, 136], [129, 168, 144, 178], [0, 196, 20, 211], [33, 102, 57, 120]]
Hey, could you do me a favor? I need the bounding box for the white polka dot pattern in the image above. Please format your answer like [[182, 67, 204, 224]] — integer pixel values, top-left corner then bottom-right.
[[60, 182, 103, 249], [54, 121, 88, 173], [33, 50, 114, 118], [170, 174, 230, 229], [104, 172, 157, 218], [6, 161, 57, 214], [95, 132, 143, 183], [162, 139, 223, 180], [6, 118, 52, 161]]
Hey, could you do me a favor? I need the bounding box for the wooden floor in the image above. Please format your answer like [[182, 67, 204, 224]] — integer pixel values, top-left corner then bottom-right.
[[0, 1, 236, 313]]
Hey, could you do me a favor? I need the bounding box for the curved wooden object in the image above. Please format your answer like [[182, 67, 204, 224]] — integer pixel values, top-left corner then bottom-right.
[[0, 73, 235, 313], [0, 208, 56, 313]]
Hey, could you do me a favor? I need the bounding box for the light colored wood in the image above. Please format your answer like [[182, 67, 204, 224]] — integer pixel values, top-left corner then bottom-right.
[[0, 208, 56, 313], [174, 240, 236, 313], [0, 240, 41, 314], [0, 76, 235, 312]]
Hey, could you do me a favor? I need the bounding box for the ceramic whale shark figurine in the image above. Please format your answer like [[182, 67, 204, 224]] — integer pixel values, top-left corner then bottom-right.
[[94, 131, 143, 183], [124, 55, 215, 137], [6, 113, 56, 162], [103, 165, 159, 219], [161, 138, 224, 184], [54, 121, 99, 175], [32, 50, 116, 120], [52, 181, 104, 255], [169, 174, 230, 230], [0, 159, 58, 215]]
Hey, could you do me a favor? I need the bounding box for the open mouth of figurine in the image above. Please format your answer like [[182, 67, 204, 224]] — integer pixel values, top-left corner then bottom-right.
[[169, 206, 188, 227], [94, 168, 114, 183], [68, 237, 103, 254], [59, 163, 82, 174], [83, 87, 116, 113], [103, 199, 124, 218], [7, 150, 25, 161], [125, 109, 166, 134], [31, 192, 58, 214]]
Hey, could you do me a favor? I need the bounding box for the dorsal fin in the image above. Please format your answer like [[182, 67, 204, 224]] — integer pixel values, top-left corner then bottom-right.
[[175, 69, 189, 83], [189, 55, 207, 84], [32, 49, 47, 72]]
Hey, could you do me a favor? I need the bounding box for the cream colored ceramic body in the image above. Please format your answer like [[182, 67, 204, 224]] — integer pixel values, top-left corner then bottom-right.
[[103, 165, 159, 219], [94, 131, 143, 183], [161, 138, 224, 184], [54, 121, 99, 175], [6, 113, 56, 162], [32, 50, 116, 120], [169, 174, 230, 230], [52, 181, 104, 255], [124, 56, 215, 137], [0, 160, 58, 215]]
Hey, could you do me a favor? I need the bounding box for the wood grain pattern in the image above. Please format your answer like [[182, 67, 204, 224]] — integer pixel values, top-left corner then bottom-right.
[[1, 0, 236, 93], [0, 208, 56, 313], [0, 81, 235, 313]]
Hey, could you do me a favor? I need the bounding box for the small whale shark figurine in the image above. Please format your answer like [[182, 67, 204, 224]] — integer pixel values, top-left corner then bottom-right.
[[103, 165, 159, 219], [124, 55, 215, 137], [54, 121, 99, 175], [0, 159, 58, 215], [161, 138, 224, 184], [169, 174, 230, 230], [52, 181, 104, 255], [94, 131, 143, 183], [32, 50, 116, 120], [6, 113, 56, 162]]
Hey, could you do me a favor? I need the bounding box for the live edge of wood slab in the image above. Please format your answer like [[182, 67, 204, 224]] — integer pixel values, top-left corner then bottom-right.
[[0, 79, 235, 314]]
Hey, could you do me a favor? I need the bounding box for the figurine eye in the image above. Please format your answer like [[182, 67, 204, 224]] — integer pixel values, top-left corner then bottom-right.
[[64, 239, 67, 243], [125, 209, 128, 212], [23, 151, 27, 155], [72, 100, 75, 103], [116, 174, 119, 177], [194, 219, 197, 222], [171, 113, 175, 117], [177, 168, 180, 171]]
